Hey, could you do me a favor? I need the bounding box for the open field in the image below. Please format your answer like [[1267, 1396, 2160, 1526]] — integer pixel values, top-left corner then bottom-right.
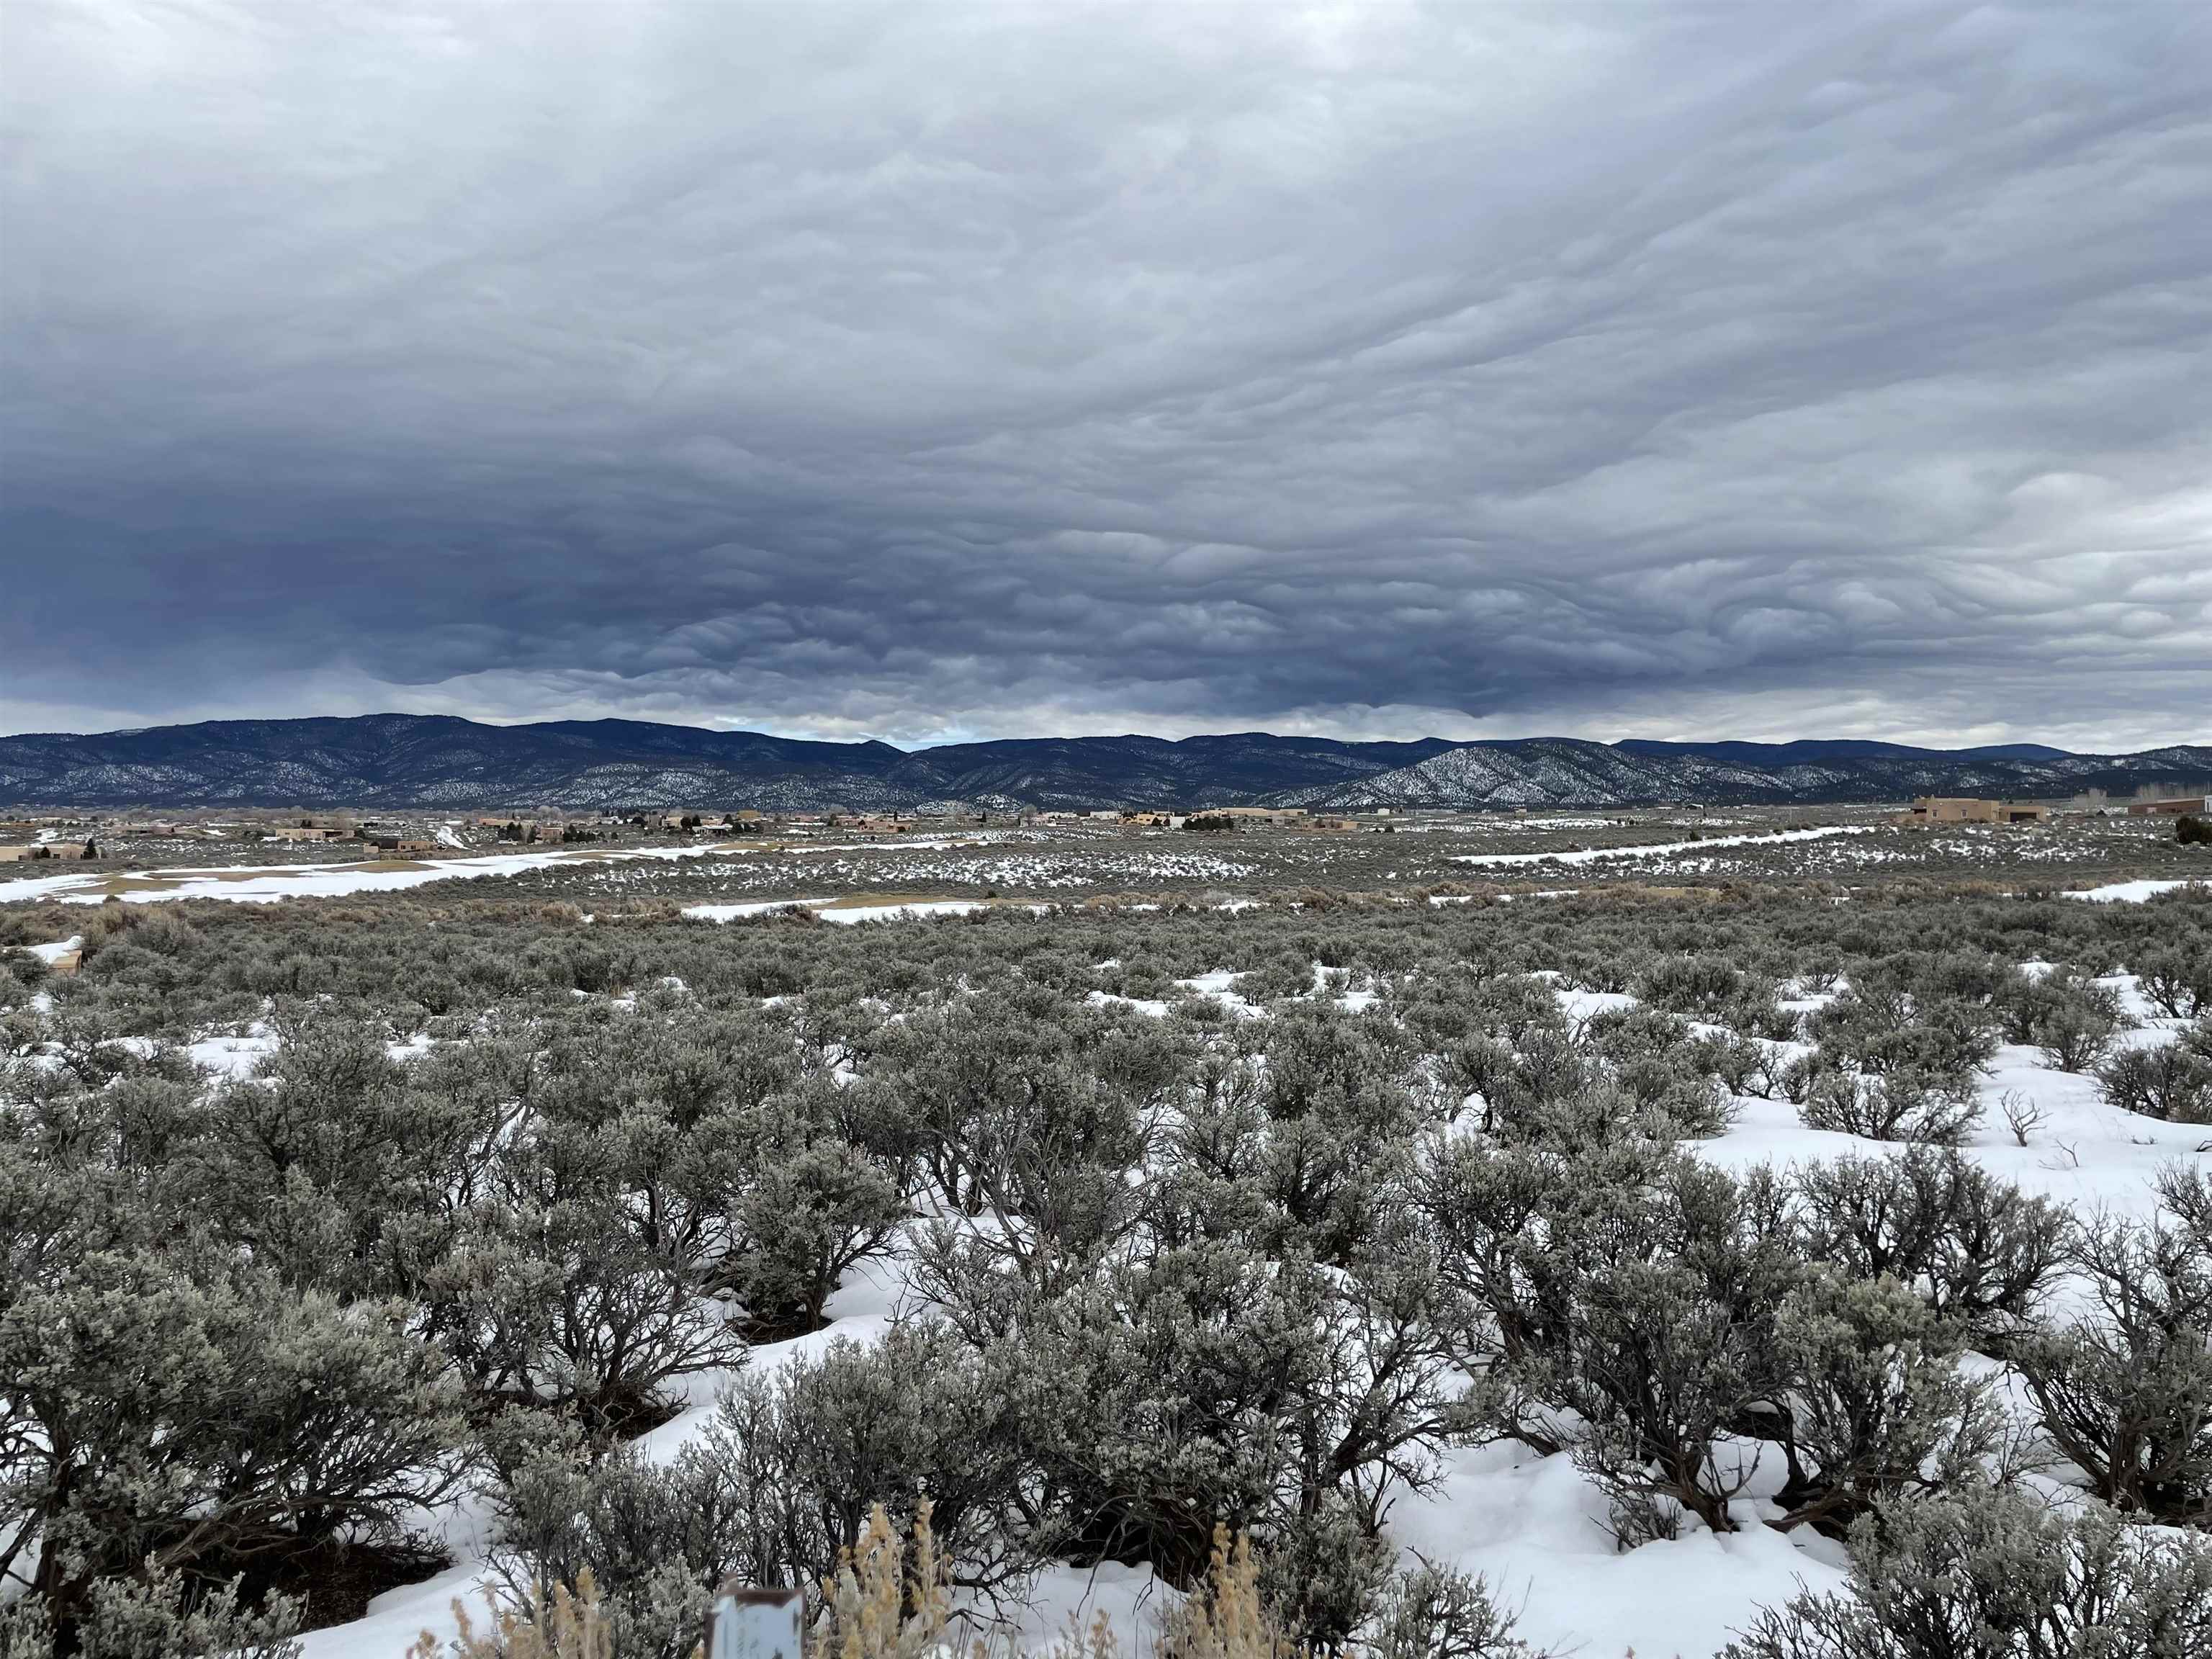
[[4, 819, 2211, 1659], [6, 807, 2206, 917]]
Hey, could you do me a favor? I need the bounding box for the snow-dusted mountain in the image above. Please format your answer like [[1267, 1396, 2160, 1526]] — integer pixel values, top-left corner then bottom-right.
[[0, 716, 2203, 811]]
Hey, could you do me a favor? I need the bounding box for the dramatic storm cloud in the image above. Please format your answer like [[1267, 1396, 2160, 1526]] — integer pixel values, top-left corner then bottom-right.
[[3, 1, 2208, 747]]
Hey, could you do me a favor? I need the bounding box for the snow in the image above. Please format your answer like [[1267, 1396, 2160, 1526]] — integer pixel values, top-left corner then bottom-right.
[[1450, 825, 1871, 868], [0, 842, 737, 907], [1555, 987, 1640, 1025], [818, 900, 1045, 925], [26, 935, 80, 965], [2064, 877, 2209, 903], [684, 897, 1051, 925], [683, 898, 840, 922], [186, 1028, 279, 1078], [1392, 1442, 1848, 1659]]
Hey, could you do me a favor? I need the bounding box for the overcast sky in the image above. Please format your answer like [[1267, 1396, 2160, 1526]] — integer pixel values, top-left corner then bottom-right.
[[3, 1, 2207, 751]]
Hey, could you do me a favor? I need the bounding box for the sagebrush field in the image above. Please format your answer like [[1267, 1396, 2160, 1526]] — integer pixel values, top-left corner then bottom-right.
[[4, 827, 2210, 1658]]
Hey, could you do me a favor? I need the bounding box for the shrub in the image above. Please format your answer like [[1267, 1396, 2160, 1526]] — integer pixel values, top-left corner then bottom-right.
[[1764, 1269, 1998, 1537], [0, 1565, 304, 1659], [487, 1442, 751, 1659], [2136, 943, 2212, 1020], [2000, 966, 2131, 1072], [1794, 1067, 1983, 1146], [2096, 1030, 2212, 1123], [1368, 1559, 1547, 1659], [699, 1323, 1035, 1599], [723, 1134, 907, 1339], [1786, 1150, 2068, 1346], [1723, 1482, 2212, 1658], [0, 1247, 465, 1649], [2013, 1208, 2212, 1524]]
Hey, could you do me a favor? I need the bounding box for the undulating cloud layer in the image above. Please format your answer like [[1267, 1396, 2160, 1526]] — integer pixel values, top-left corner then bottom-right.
[[3, 1, 2208, 748]]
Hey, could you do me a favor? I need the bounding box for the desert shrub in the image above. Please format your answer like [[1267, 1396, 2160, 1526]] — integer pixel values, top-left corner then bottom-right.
[[0, 1245, 464, 1648], [487, 1443, 747, 1659], [419, 1177, 742, 1437], [873, 990, 1172, 1218], [2013, 1206, 2212, 1524], [1254, 1493, 1395, 1653], [1367, 1558, 1546, 1659], [1763, 1269, 1998, 1537], [1999, 966, 2131, 1072], [1568, 1254, 1774, 1539], [0, 1564, 305, 1659], [722, 1132, 907, 1339], [1723, 1482, 2212, 1659], [1785, 1150, 2068, 1346], [1792, 1066, 1982, 1146], [1633, 953, 1758, 1020], [1475, 1159, 1798, 1539], [2096, 1028, 2212, 1122], [700, 1324, 1035, 1599], [1809, 968, 1999, 1096], [1578, 1005, 1737, 1138], [1423, 1136, 1674, 1401], [2179, 813, 2211, 846], [2136, 940, 2212, 1019]]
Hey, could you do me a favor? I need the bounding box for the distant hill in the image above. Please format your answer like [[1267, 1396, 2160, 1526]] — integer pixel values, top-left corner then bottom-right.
[[0, 714, 2205, 811]]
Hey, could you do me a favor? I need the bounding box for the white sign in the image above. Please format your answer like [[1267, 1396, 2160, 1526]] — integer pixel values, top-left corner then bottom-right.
[[707, 1586, 804, 1659]]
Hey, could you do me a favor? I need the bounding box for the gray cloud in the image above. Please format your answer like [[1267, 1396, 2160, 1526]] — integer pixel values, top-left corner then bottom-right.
[[3, 0, 2208, 749]]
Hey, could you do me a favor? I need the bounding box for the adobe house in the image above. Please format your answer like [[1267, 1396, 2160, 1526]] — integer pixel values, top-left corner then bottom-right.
[[1897, 797, 2049, 827]]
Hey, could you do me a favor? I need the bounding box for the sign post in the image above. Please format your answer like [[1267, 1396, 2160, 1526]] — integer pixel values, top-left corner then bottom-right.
[[706, 1585, 804, 1659]]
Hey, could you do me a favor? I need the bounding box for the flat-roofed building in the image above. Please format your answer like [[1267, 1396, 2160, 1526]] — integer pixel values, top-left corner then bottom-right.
[[1899, 797, 2049, 827]]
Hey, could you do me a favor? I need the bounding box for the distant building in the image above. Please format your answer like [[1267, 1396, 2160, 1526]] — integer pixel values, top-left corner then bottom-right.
[[2128, 797, 2209, 817], [0, 842, 98, 863], [1898, 797, 2049, 827]]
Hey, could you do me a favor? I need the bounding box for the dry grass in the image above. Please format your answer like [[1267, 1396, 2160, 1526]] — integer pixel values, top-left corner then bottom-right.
[[411, 1570, 624, 1659]]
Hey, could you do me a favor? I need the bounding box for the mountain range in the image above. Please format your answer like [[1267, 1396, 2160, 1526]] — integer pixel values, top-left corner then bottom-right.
[[0, 715, 2205, 812]]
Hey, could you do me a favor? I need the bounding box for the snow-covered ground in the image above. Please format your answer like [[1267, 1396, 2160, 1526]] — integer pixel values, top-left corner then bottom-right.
[[683, 896, 1051, 925], [1449, 825, 1871, 868], [0, 842, 739, 906], [2064, 877, 2210, 903]]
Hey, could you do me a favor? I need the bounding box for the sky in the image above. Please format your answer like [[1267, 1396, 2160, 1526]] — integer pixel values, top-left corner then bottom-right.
[[2, 1, 2208, 753]]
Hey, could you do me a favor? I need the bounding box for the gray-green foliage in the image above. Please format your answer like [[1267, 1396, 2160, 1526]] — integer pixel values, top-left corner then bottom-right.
[[2097, 1024, 2212, 1123], [1725, 1482, 2212, 1659], [0, 1563, 305, 1659], [9, 881, 2212, 1647], [2013, 1182, 2212, 1525], [1368, 1559, 1545, 1659]]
